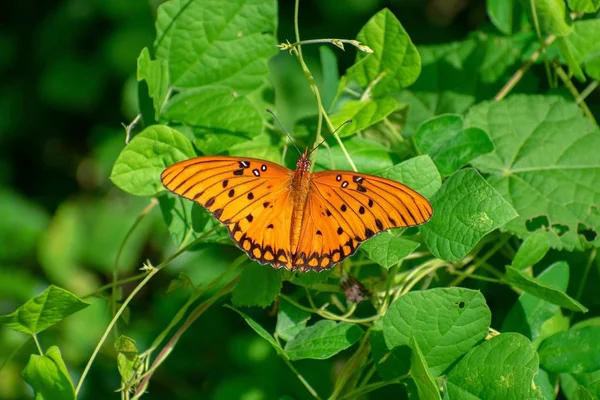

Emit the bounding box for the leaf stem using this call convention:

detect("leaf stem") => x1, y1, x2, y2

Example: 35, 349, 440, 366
32, 334, 43, 355
282, 356, 322, 399
554, 63, 597, 124
494, 34, 555, 101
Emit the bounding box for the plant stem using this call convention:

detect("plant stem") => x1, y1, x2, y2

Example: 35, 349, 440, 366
292, 0, 357, 171
282, 356, 322, 399
554, 63, 597, 124
132, 277, 239, 398
494, 34, 555, 101
111, 198, 159, 339
76, 266, 159, 395
32, 334, 43, 355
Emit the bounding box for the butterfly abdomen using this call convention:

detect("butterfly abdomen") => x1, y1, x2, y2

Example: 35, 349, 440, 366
289, 168, 312, 253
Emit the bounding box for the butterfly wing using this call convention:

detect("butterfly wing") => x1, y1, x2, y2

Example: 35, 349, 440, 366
161, 156, 295, 268
291, 171, 433, 271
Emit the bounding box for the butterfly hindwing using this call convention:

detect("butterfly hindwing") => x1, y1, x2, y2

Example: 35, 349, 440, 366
291, 171, 433, 271
161, 156, 295, 268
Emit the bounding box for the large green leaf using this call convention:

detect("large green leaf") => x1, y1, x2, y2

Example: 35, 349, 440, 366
137, 47, 169, 119
505, 266, 587, 312
487, 0, 526, 35
567, 0, 600, 12
398, 32, 538, 135
420, 168, 517, 262
468, 95, 600, 251
154, 0, 277, 93
22, 346, 76, 400
378, 155, 441, 200
275, 299, 311, 342
446, 333, 544, 399
539, 327, 600, 373
329, 97, 402, 137
521, 0, 573, 36
512, 231, 550, 270
559, 20, 600, 80
110, 125, 196, 196
382, 288, 491, 377
360, 234, 419, 270
415, 114, 493, 176
0, 285, 89, 335
347, 8, 420, 96
284, 320, 363, 360
161, 86, 263, 142
231, 263, 282, 308
502, 261, 571, 347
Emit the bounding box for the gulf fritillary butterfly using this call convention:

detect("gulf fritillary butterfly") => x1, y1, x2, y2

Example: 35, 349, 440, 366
161, 149, 433, 272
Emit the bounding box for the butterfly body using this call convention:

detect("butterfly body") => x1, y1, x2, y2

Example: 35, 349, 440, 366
161, 151, 432, 272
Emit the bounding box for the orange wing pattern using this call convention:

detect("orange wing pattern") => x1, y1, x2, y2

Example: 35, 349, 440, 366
161, 156, 296, 268
291, 171, 433, 271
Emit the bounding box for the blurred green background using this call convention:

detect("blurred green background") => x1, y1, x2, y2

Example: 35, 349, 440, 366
0, 0, 539, 398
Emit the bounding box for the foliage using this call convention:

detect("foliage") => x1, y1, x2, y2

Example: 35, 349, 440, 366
1, 0, 600, 399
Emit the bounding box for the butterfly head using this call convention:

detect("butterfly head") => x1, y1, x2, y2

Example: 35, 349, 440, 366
296, 149, 312, 173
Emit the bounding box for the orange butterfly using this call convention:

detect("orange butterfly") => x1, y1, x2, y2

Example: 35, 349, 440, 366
161, 148, 433, 272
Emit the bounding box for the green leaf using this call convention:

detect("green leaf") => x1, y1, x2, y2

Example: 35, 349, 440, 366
0, 189, 49, 263
512, 232, 550, 270
137, 47, 168, 119
487, 0, 526, 35
502, 261, 571, 347
231, 263, 283, 308
0, 285, 89, 335
539, 326, 600, 373
115, 335, 141, 384
110, 125, 196, 196
382, 288, 491, 376
410, 336, 441, 400
154, 0, 277, 93
560, 370, 600, 399
420, 168, 518, 261
284, 320, 363, 360
446, 333, 544, 399
319, 45, 339, 111
22, 346, 76, 400
347, 8, 420, 96
415, 114, 493, 176
398, 32, 539, 135
470, 95, 600, 251
161, 86, 262, 140
521, 0, 573, 36
275, 299, 311, 342
290, 269, 333, 287
567, 0, 600, 12
370, 324, 410, 380
538, 326, 600, 374
360, 234, 419, 270
559, 20, 600, 80
378, 155, 442, 199
313, 136, 395, 173
159, 195, 226, 247
329, 97, 401, 137
505, 265, 588, 312
225, 305, 286, 357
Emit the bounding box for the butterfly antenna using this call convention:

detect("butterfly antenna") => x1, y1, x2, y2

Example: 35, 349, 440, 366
308, 119, 352, 155
266, 109, 302, 155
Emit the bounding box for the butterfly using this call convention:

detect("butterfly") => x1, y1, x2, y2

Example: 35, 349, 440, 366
161, 149, 433, 272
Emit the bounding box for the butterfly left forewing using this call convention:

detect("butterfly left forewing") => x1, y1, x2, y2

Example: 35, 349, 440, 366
291, 170, 432, 271
161, 156, 296, 269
